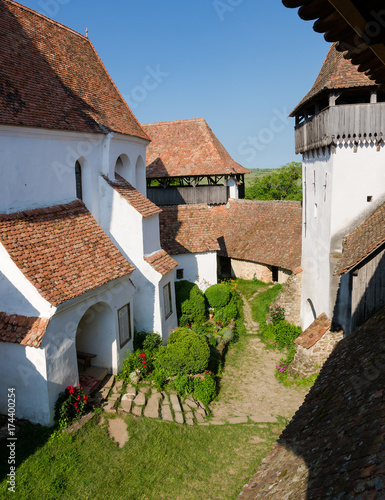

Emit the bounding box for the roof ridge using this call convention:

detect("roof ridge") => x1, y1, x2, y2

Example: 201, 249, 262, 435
86, 38, 151, 142
0, 200, 84, 220
3, 0, 87, 40
142, 118, 206, 127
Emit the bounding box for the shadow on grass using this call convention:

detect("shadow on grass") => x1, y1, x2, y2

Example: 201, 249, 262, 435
0, 422, 53, 482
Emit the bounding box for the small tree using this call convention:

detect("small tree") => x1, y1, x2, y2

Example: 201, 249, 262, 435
246, 161, 302, 201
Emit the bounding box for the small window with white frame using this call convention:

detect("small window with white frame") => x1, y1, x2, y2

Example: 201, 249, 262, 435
163, 282, 172, 319
118, 304, 132, 348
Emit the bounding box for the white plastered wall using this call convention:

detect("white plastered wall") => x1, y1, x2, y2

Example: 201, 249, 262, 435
99, 178, 177, 338
301, 141, 385, 330
173, 252, 218, 292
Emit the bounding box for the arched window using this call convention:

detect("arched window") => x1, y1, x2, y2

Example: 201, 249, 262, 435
75, 161, 82, 200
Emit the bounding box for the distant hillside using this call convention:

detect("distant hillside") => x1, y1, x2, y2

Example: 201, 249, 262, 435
244, 168, 276, 189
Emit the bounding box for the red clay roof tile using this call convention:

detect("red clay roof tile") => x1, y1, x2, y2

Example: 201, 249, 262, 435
291, 43, 376, 116
335, 202, 385, 275
0, 312, 49, 348
144, 118, 249, 178
295, 313, 332, 349
144, 249, 178, 276
160, 199, 302, 271
0, 0, 149, 140
0, 200, 134, 306
102, 174, 161, 218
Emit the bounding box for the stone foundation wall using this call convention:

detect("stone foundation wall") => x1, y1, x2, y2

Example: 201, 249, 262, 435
230, 259, 292, 284
289, 330, 344, 378
230, 259, 272, 282
270, 272, 302, 326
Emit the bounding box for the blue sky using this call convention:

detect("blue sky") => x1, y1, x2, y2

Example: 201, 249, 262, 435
20, 0, 329, 170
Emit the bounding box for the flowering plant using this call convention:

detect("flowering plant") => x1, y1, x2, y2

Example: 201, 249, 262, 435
54, 384, 88, 428
270, 305, 285, 325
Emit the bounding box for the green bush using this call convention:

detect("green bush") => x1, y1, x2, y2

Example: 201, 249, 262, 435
193, 373, 216, 406
205, 283, 231, 308
273, 321, 301, 349
175, 280, 196, 317
152, 366, 167, 392
133, 330, 147, 351
180, 286, 206, 326
143, 332, 162, 351
118, 349, 154, 382
214, 291, 242, 323
170, 375, 194, 398
156, 329, 210, 376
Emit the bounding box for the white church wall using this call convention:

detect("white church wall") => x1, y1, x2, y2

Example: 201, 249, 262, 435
0, 125, 106, 214
143, 216, 161, 256
0, 342, 49, 425
173, 252, 218, 291
300, 149, 334, 329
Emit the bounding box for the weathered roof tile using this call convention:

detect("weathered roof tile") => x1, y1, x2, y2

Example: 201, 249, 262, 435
144, 249, 178, 276
160, 199, 302, 271
144, 118, 249, 178
0, 0, 149, 140
102, 174, 161, 218
0, 312, 49, 348
0, 200, 134, 306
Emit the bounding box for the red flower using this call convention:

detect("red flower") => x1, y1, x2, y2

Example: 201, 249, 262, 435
76, 409, 79, 413
140, 353, 146, 359
74, 403, 78, 408
66, 386, 75, 394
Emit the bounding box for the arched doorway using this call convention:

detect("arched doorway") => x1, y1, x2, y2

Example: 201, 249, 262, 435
76, 302, 115, 379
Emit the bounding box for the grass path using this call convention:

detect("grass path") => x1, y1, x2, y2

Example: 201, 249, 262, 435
209, 291, 309, 423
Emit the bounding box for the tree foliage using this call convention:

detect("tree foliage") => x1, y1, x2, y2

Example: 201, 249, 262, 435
246, 162, 302, 201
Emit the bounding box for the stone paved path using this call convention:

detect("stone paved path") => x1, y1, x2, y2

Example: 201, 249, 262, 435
98, 292, 309, 430
209, 292, 309, 424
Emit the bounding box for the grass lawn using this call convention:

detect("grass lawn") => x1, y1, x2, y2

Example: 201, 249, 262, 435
0, 412, 283, 500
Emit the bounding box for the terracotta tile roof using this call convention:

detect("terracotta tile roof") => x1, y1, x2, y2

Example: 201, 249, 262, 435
335, 202, 385, 275
291, 43, 376, 116
102, 174, 161, 218
239, 306, 385, 499
143, 118, 249, 178
295, 313, 332, 349
0, 313, 49, 348
159, 199, 302, 271
0, 200, 134, 306
144, 249, 178, 276
0, 0, 149, 140
159, 205, 221, 255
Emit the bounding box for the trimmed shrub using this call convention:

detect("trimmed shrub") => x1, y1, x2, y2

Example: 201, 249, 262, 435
214, 291, 242, 323
143, 332, 162, 351
175, 280, 196, 317
156, 329, 210, 376
205, 283, 231, 308
193, 373, 216, 406
180, 286, 206, 326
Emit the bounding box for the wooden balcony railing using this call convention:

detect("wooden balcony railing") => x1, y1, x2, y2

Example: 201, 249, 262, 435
294, 103, 385, 154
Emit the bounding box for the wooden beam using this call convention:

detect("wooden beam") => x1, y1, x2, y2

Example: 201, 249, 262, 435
327, 0, 385, 68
